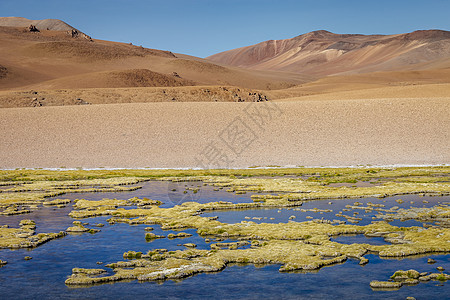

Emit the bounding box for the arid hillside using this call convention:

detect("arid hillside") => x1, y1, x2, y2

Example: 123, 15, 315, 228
207, 30, 450, 76
0, 18, 449, 108
0, 18, 306, 94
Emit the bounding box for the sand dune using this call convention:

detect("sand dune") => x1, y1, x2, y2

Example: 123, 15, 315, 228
0, 97, 448, 168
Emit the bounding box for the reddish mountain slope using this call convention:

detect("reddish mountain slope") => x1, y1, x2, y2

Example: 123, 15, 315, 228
207, 30, 450, 76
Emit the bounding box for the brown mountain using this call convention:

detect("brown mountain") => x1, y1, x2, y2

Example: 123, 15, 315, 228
0, 17, 309, 92
0, 17, 77, 31
207, 30, 450, 76
1, 19, 450, 108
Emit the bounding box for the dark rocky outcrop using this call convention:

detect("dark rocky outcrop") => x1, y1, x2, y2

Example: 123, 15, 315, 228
28, 25, 39, 32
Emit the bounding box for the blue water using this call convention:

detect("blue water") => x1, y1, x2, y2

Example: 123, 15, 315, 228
201, 194, 447, 227
0, 182, 449, 299
331, 234, 390, 245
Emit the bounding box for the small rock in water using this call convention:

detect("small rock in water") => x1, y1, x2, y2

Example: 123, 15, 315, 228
437, 266, 445, 271
24, 256, 32, 260
427, 258, 436, 264
406, 297, 416, 300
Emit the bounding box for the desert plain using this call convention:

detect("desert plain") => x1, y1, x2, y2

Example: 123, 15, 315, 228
0, 18, 449, 169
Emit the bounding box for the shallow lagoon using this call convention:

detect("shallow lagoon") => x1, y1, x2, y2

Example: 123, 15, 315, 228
0, 180, 449, 299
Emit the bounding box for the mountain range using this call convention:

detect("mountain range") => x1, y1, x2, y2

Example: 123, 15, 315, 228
0, 17, 449, 107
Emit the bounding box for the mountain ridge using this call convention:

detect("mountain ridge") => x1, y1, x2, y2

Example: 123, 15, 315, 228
207, 29, 450, 76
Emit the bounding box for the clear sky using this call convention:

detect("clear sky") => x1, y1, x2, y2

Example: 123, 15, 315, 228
1, 0, 450, 57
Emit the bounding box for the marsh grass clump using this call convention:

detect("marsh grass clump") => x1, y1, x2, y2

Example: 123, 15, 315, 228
390, 269, 420, 281
72, 268, 107, 275
42, 199, 71, 206
0, 220, 67, 249
167, 232, 193, 239
371, 269, 450, 290
145, 233, 165, 241
69, 198, 162, 219
376, 205, 450, 227
66, 221, 90, 233
0, 204, 31, 216
123, 251, 142, 259
435, 273, 449, 281
369, 281, 402, 289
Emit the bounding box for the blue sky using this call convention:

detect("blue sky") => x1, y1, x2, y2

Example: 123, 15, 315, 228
1, 0, 449, 57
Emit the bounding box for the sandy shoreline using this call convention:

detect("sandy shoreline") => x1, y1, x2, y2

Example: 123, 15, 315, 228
1, 97, 449, 169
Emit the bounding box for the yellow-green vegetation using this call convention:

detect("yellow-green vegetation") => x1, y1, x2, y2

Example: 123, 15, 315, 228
0, 220, 66, 249
167, 232, 193, 239
369, 281, 402, 289
376, 205, 450, 227
66, 221, 100, 234
123, 251, 142, 259
69, 197, 162, 218
371, 269, 449, 290
1, 167, 448, 210
0, 167, 449, 286
1, 166, 448, 182
0, 177, 147, 211
42, 199, 71, 206
65, 197, 450, 285
72, 268, 107, 275
145, 233, 165, 240
0, 205, 32, 216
